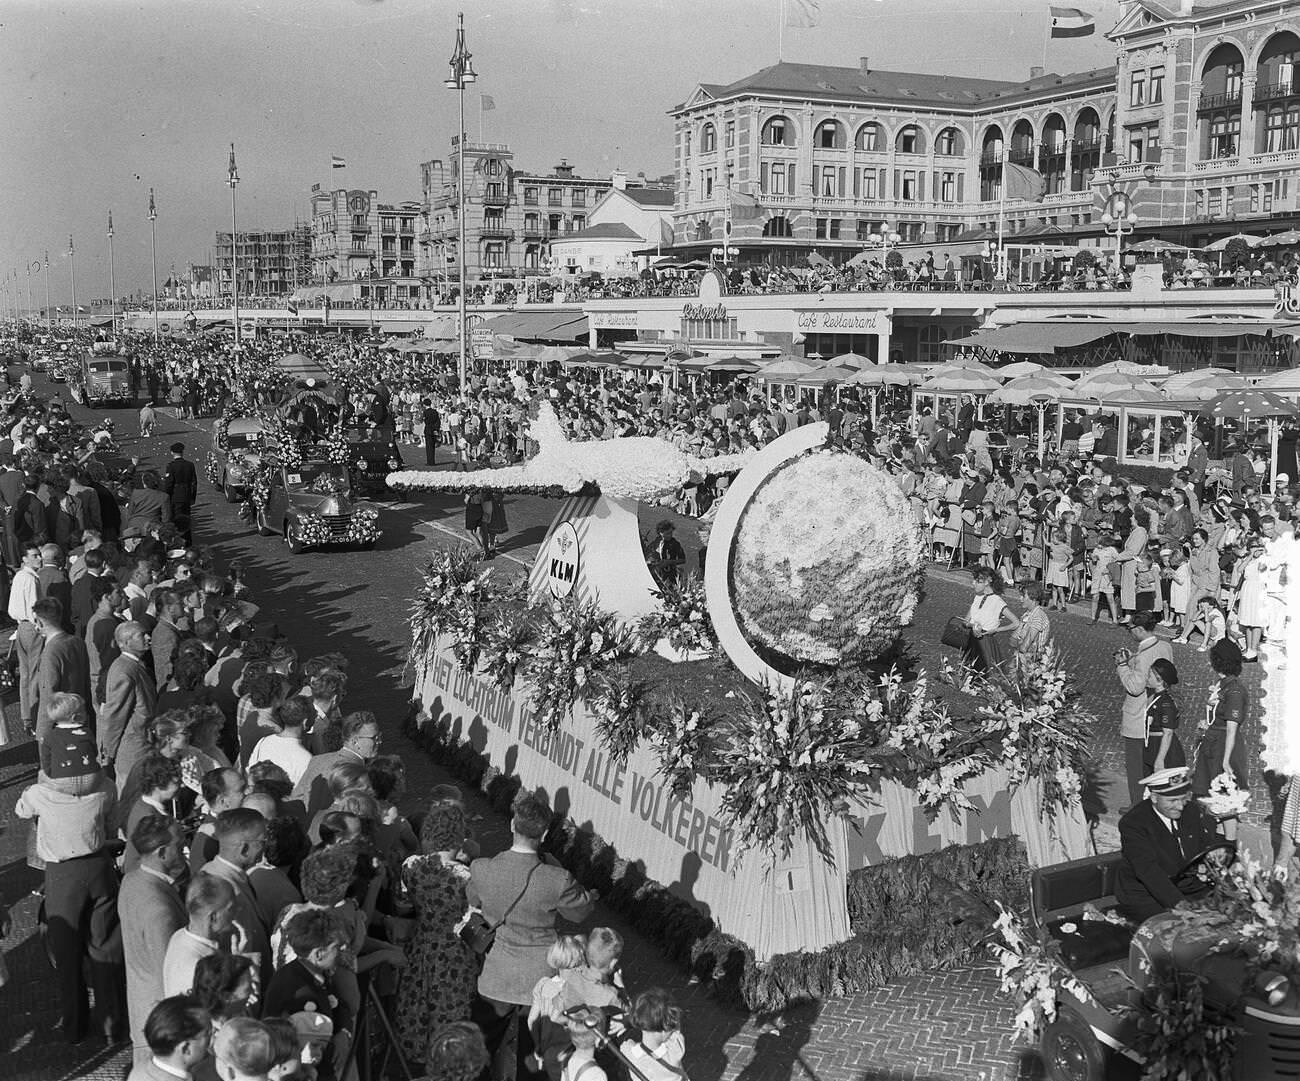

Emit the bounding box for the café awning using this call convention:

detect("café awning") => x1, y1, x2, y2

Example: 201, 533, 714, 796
947, 323, 1121, 354
478, 310, 589, 342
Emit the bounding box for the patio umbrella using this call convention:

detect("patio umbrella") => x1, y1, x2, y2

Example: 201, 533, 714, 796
995, 360, 1048, 379
622, 354, 667, 370
1160, 368, 1251, 401
563, 351, 626, 368
758, 355, 818, 380
533, 345, 585, 365
1261, 229, 1300, 247
846, 367, 920, 388
1201, 390, 1300, 492
945, 354, 999, 375
1077, 372, 1162, 399
1258, 368, 1300, 394
796, 363, 859, 387
1085, 359, 1172, 378
829, 351, 875, 370
918, 368, 1003, 395
1104, 385, 1166, 406
706, 356, 763, 374
985, 373, 1071, 406
1128, 239, 1190, 253
1204, 233, 1267, 252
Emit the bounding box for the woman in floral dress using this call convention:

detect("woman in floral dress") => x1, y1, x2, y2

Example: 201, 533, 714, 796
396, 803, 478, 1066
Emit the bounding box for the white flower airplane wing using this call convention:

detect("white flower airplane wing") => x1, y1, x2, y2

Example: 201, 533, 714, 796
388, 403, 754, 500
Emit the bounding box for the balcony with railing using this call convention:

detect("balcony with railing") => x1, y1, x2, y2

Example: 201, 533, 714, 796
978, 151, 1004, 168
1197, 90, 1242, 114
482, 186, 509, 207
1008, 146, 1035, 166
1254, 81, 1298, 106
478, 224, 514, 240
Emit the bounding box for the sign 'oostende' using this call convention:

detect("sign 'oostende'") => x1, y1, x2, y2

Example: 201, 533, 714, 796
682, 303, 727, 321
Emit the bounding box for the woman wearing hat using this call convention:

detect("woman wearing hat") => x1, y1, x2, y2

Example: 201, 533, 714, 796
1192, 639, 1250, 798
1143, 658, 1186, 776
1231, 535, 1268, 660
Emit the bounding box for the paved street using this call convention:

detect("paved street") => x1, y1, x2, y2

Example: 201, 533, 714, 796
0, 382, 1271, 1081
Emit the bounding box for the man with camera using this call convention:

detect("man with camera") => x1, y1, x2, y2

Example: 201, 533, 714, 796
1115, 610, 1172, 807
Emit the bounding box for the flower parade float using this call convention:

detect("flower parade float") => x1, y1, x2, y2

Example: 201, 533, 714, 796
396, 411, 1092, 1010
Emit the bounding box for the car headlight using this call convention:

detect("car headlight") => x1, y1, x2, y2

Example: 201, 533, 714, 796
1258, 972, 1289, 1006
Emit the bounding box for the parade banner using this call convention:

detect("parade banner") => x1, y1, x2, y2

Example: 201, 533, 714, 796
415, 643, 852, 961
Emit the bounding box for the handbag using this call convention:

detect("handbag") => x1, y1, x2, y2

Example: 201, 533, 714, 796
0, 637, 17, 696
941, 616, 971, 649
459, 858, 541, 957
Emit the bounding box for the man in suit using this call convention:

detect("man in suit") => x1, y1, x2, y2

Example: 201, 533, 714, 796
120, 815, 189, 1066
0, 453, 25, 566
100, 621, 157, 786
289, 710, 381, 816
70, 547, 110, 639
150, 589, 188, 691
199, 808, 272, 997
163, 443, 197, 545
38, 542, 72, 632
124, 472, 172, 537
13, 472, 48, 547
127, 996, 212, 1081
1116, 767, 1223, 923
33, 597, 93, 749
468, 791, 595, 1081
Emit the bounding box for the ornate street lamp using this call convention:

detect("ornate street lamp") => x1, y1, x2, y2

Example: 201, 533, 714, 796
1100, 191, 1138, 272
43, 251, 50, 333
444, 11, 477, 390
68, 235, 77, 331
148, 188, 160, 344
228, 143, 241, 348
107, 210, 117, 336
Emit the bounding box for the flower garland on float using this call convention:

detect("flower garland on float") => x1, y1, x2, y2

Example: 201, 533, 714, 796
292, 507, 380, 550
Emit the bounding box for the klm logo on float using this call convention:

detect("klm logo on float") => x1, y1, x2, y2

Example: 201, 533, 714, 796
546, 522, 580, 598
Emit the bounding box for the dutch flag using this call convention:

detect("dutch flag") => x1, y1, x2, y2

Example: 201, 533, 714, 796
1050, 6, 1095, 38
331, 156, 347, 169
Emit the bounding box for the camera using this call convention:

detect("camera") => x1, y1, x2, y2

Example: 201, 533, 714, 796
1113, 648, 1130, 663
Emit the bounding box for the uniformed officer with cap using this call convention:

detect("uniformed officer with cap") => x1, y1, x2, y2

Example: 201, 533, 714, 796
1115, 766, 1225, 923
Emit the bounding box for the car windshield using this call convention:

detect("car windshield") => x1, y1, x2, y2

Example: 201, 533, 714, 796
89, 360, 128, 373
288, 462, 349, 494
226, 432, 257, 450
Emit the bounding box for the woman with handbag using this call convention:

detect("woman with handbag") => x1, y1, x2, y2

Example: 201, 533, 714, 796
963, 566, 1020, 674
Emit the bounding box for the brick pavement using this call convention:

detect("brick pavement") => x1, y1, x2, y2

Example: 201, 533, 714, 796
0, 387, 1275, 1081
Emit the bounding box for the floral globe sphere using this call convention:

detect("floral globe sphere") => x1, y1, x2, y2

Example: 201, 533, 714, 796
731, 450, 926, 668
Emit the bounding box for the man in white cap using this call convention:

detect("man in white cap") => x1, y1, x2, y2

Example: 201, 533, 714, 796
1115, 767, 1223, 923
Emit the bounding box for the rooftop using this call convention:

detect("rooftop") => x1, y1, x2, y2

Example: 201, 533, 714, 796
554, 222, 643, 241
620, 188, 675, 208
681, 60, 1112, 113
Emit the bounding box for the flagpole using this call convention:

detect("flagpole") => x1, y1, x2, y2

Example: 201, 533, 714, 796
778, 0, 784, 60
479, 95, 484, 144
997, 150, 1008, 281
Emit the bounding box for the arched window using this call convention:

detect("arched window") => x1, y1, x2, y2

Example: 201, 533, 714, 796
1201, 42, 1245, 100
814, 120, 844, 149
1009, 119, 1035, 164
1264, 105, 1299, 152
935, 127, 963, 156
856, 122, 883, 151
701, 123, 716, 153
762, 116, 794, 146
762, 216, 793, 238
1041, 114, 1067, 153
896, 125, 924, 154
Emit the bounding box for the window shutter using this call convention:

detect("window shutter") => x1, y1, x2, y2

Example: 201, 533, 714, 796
761, 162, 769, 194
957, 173, 965, 201
839, 166, 846, 196
853, 168, 860, 197
880, 168, 887, 195
918, 172, 925, 201
789, 164, 797, 192
893, 169, 900, 198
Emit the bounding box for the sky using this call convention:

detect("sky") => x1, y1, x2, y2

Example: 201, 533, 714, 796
0, 0, 1122, 307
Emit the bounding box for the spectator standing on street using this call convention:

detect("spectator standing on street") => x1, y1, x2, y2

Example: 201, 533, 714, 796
468, 791, 596, 1081
1116, 611, 1174, 805
163, 443, 197, 545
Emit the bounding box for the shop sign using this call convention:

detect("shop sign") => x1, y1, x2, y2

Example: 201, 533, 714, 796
590, 311, 639, 329
795, 311, 887, 333
545, 521, 580, 598
682, 302, 727, 321
1276, 283, 1300, 318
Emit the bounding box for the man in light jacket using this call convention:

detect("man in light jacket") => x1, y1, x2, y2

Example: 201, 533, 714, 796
467, 791, 595, 1081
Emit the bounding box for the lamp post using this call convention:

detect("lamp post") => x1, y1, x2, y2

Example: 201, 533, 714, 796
148, 188, 160, 344
107, 210, 117, 336
445, 11, 477, 390
868, 224, 902, 280
1100, 191, 1137, 276
228, 143, 241, 348
68, 236, 77, 332
27, 260, 37, 323
43, 251, 50, 333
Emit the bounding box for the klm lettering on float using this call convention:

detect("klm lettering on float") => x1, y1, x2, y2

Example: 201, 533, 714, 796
844, 789, 1014, 869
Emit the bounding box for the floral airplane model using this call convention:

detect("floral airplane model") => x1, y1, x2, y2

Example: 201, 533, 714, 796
387, 402, 752, 500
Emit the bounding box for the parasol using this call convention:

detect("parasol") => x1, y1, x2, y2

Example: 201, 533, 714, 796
796, 363, 859, 386
994, 360, 1048, 379
918, 368, 1003, 395
985, 373, 1071, 406
828, 351, 876, 370
1160, 368, 1251, 401
758, 355, 819, 380
1204, 233, 1267, 252
1201, 390, 1300, 493
1257, 368, 1300, 394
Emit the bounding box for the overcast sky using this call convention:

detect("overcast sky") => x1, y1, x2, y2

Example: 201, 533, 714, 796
0, 0, 1120, 305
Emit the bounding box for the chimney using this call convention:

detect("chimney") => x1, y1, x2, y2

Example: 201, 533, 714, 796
611, 169, 627, 190
554, 159, 575, 178
1179, 0, 1194, 12
859, 56, 870, 75
1029, 65, 1044, 79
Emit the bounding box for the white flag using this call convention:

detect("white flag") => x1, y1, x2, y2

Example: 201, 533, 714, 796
786, 0, 820, 29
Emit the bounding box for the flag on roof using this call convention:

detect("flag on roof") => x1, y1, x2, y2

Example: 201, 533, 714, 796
480, 93, 496, 111
331, 155, 347, 169
785, 0, 820, 29
1050, 6, 1095, 37
1004, 162, 1047, 202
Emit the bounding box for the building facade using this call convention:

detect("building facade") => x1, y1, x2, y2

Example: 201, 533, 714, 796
307, 187, 422, 302
668, 0, 1298, 262
214, 225, 312, 298
418, 142, 616, 282
547, 174, 675, 276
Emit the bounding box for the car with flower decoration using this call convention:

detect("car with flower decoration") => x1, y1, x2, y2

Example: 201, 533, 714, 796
253, 456, 380, 554
71, 345, 132, 407
208, 415, 277, 503
339, 424, 403, 498
1007, 847, 1300, 1081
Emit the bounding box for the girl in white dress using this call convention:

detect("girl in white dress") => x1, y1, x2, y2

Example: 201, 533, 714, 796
1232, 538, 1268, 659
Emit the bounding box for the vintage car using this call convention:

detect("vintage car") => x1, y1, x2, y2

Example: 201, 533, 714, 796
211, 416, 272, 502
73, 351, 132, 406
254, 457, 379, 554
340, 424, 404, 497
1029, 848, 1300, 1081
